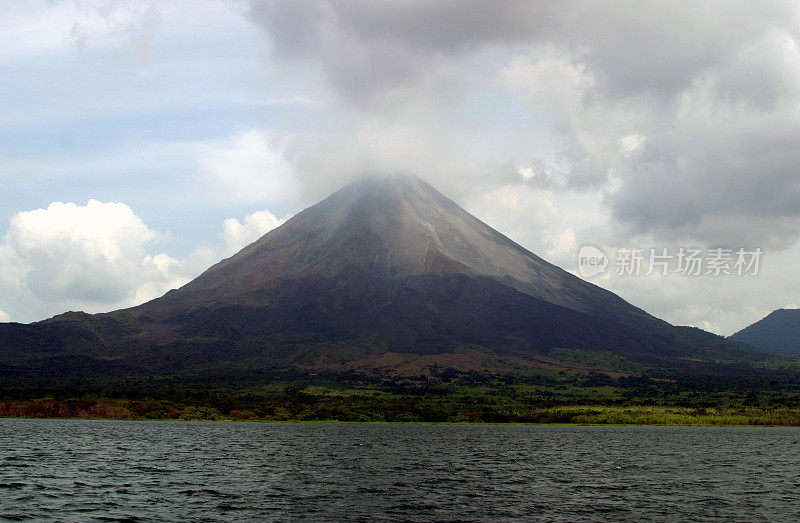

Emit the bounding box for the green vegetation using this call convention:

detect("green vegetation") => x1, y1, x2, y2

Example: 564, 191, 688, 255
3, 368, 800, 425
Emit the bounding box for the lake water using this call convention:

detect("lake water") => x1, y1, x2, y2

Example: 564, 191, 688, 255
1, 419, 799, 521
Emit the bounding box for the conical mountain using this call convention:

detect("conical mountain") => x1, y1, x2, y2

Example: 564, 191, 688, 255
1, 173, 759, 378
133, 174, 693, 359
158, 174, 646, 317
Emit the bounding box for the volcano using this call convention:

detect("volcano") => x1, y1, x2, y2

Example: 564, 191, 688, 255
0, 174, 762, 379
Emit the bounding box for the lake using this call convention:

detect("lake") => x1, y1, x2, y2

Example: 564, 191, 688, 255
1, 419, 799, 521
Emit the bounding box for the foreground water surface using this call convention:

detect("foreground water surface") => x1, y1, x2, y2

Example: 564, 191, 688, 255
1, 419, 799, 521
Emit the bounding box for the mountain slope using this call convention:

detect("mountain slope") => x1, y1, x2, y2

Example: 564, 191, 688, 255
128, 174, 678, 358
144, 175, 660, 327
731, 309, 800, 356
0, 174, 772, 379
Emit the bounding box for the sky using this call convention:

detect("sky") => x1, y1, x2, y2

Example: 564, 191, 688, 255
1, 0, 799, 335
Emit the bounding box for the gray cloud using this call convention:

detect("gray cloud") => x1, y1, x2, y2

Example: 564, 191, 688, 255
247, 0, 800, 249
606, 39, 800, 247
247, 1, 614, 113
248, 1, 796, 102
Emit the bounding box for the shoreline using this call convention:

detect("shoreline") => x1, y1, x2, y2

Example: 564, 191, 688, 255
4, 389, 800, 426
3, 415, 800, 427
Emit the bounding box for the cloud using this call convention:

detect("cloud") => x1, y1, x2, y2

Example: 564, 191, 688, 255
247, 1, 797, 105
285, 120, 527, 206
0, 309, 9, 322
0, 199, 293, 322
500, 47, 647, 189
590, 241, 800, 336
247, 0, 482, 111
0, 200, 159, 303
0, 200, 213, 322
247, 0, 800, 250
199, 130, 297, 205
605, 29, 800, 247
3, 1, 800, 336
0, 0, 160, 63
222, 209, 290, 255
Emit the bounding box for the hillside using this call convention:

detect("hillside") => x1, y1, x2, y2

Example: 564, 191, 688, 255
731, 309, 800, 356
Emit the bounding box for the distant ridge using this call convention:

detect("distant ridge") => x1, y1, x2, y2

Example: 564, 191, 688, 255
731, 308, 800, 356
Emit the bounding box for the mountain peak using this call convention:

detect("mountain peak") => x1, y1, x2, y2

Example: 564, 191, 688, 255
167, 172, 483, 301
156, 174, 649, 325
10, 172, 753, 376
323, 172, 434, 202
316, 172, 459, 224
348, 171, 425, 187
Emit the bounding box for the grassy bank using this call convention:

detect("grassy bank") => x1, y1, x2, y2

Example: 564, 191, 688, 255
3, 396, 800, 425
4, 369, 800, 425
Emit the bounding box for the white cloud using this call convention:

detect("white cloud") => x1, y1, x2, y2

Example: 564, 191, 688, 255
545, 228, 578, 266
502, 49, 595, 121
566, 239, 800, 336
199, 130, 297, 205
286, 120, 528, 206
222, 209, 290, 255
0, 200, 159, 303
618, 134, 645, 158
501, 48, 654, 190
0, 199, 296, 322
0, 1, 153, 61
461, 182, 608, 270
0, 200, 212, 322
130, 246, 218, 306
0, 309, 9, 322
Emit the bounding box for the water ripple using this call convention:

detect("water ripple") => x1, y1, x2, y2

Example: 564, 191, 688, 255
1, 420, 800, 520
